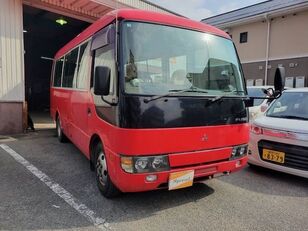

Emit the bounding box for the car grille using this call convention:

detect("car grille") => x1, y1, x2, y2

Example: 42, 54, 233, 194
258, 140, 308, 171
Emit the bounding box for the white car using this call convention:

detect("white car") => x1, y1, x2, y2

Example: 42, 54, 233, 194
248, 88, 308, 178
247, 86, 273, 121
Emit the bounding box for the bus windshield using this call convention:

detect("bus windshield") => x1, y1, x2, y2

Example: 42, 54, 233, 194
122, 21, 245, 96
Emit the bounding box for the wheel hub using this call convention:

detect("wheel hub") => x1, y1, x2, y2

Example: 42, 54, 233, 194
96, 152, 108, 186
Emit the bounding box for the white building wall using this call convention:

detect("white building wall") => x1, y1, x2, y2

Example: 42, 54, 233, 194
0, 0, 24, 102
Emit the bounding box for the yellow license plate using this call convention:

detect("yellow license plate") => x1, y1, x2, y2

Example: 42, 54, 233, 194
168, 170, 194, 191
262, 149, 285, 163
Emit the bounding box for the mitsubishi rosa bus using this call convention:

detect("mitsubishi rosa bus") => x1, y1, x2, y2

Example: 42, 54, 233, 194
51, 9, 253, 197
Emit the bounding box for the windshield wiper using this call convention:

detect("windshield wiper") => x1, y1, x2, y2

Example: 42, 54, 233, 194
268, 115, 308, 121
206, 91, 247, 106
143, 86, 208, 103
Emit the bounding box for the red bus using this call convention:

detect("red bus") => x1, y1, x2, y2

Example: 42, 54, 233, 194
51, 9, 250, 198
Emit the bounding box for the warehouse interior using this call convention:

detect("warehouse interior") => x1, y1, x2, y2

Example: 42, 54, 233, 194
23, 5, 90, 128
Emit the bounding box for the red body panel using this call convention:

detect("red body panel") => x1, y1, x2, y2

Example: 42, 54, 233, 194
50, 9, 247, 193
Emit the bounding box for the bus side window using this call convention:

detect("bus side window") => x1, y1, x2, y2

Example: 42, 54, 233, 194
75, 41, 91, 89
62, 47, 79, 88
53, 59, 64, 87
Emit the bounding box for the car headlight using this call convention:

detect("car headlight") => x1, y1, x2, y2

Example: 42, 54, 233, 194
121, 155, 169, 173
230, 145, 248, 159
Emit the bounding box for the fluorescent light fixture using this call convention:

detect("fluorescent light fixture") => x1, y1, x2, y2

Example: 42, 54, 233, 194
23, 29, 28, 33
41, 56, 54, 61
56, 18, 68, 26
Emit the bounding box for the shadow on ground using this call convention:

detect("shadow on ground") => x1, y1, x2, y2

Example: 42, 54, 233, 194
218, 164, 308, 197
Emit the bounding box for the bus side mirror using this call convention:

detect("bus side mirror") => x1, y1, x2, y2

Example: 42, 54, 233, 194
274, 66, 285, 95
94, 66, 110, 96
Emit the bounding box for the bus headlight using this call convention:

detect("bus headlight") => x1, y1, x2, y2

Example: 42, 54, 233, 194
230, 145, 248, 159
121, 155, 169, 173
135, 158, 149, 171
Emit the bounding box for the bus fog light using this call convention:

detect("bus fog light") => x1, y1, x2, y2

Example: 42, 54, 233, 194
146, 174, 157, 182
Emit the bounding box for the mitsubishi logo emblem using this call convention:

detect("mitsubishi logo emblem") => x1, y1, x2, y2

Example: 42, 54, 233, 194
201, 134, 208, 141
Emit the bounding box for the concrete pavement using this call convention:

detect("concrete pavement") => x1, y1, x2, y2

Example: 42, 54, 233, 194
0, 129, 307, 231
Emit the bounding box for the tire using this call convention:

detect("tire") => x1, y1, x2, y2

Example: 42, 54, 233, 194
94, 142, 120, 198
56, 116, 68, 143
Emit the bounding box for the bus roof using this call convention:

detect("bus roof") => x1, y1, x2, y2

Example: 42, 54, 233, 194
55, 9, 230, 59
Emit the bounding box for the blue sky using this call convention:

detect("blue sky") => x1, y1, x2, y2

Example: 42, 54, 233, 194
148, 0, 265, 20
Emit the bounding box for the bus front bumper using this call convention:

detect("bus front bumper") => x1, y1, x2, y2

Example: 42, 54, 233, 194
107, 153, 247, 193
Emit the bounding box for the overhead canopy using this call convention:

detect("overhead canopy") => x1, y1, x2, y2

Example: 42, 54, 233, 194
23, 0, 179, 23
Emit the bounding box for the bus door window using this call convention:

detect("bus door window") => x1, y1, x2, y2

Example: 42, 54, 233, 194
91, 24, 117, 106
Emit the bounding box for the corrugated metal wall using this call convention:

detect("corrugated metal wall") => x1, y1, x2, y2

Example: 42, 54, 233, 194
118, 0, 174, 14
0, 0, 25, 102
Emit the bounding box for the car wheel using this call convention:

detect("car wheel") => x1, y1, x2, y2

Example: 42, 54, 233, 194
95, 142, 120, 198
56, 116, 68, 143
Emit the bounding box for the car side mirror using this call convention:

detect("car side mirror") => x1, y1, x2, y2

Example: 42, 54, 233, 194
94, 66, 110, 96
274, 66, 285, 95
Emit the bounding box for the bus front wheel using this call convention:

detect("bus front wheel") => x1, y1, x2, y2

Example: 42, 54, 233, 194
94, 142, 120, 198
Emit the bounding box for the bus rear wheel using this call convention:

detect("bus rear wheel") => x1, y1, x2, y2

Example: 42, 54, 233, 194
94, 143, 120, 198
56, 116, 68, 143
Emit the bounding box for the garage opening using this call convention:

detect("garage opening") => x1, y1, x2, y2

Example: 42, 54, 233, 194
23, 5, 90, 130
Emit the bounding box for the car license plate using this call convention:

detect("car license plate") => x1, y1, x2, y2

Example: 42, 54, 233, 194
262, 149, 285, 163
168, 170, 194, 190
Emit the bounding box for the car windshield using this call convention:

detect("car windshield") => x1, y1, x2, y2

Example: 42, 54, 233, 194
122, 21, 245, 96
266, 92, 308, 120
247, 88, 268, 106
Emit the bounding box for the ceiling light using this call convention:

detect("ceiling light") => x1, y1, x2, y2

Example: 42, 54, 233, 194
56, 18, 68, 26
